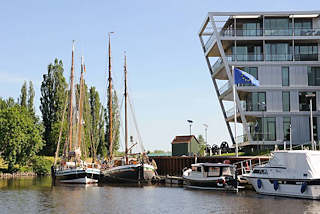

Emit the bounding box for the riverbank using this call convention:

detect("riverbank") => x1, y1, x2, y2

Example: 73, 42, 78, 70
0, 172, 37, 178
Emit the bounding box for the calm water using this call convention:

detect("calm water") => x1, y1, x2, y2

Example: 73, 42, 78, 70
0, 177, 320, 214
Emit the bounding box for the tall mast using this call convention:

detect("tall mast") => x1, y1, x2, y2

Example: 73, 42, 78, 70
108, 32, 114, 160
68, 40, 75, 153
124, 52, 128, 165
77, 56, 85, 149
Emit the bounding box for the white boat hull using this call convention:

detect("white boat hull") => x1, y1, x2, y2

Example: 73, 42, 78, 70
55, 168, 100, 184
59, 177, 98, 184
246, 177, 320, 199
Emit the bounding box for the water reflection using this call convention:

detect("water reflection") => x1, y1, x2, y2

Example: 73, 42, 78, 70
0, 177, 320, 214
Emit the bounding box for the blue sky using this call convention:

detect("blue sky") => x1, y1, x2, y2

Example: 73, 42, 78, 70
0, 0, 317, 151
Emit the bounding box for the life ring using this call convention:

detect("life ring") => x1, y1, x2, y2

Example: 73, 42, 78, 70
257, 179, 262, 189
273, 180, 279, 191
217, 178, 225, 187
301, 182, 307, 193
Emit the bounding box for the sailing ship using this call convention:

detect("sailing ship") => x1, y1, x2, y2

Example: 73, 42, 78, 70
101, 36, 156, 183
52, 41, 100, 184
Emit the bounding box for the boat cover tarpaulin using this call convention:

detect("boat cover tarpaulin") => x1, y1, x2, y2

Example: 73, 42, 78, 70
267, 150, 320, 179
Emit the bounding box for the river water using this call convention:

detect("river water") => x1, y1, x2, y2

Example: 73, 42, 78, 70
0, 177, 319, 214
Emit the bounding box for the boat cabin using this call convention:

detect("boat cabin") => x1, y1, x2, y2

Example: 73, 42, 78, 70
191, 163, 235, 178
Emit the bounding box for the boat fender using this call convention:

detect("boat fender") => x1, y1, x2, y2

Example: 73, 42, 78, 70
257, 179, 262, 189
301, 182, 307, 193
273, 180, 279, 191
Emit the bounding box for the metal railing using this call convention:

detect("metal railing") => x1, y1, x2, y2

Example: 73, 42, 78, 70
218, 81, 231, 95
218, 27, 320, 37
211, 57, 223, 72
225, 53, 318, 62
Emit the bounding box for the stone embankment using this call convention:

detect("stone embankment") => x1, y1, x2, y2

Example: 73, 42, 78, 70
0, 172, 37, 178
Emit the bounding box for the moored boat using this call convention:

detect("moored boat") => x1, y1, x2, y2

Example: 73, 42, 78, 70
183, 163, 238, 191
243, 150, 320, 199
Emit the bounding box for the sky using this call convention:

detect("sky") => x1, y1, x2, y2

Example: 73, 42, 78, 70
0, 0, 318, 152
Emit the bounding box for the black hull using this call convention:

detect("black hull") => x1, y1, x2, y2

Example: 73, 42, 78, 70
102, 165, 155, 183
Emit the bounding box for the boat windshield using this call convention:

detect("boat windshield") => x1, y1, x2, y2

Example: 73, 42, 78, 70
192, 166, 202, 172
222, 167, 232, 176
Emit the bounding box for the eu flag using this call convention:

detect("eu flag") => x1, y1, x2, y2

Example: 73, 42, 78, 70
234, 68, 260, 86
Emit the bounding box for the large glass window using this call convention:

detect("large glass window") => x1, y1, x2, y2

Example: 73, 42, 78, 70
265, 43, 292, 61
236, 21, 262, 36
246, 92, 266, 111
251, 117, 276, 141
295, 44, 318, 61
308, 67, 320, 86
282, 67, 289, 86
283, 117, 291, 141
265, 18, 291, 36
282, 92, 290, 112
299, 92, 316, 111
232, 45, 263, 61
294, 19, 312, 36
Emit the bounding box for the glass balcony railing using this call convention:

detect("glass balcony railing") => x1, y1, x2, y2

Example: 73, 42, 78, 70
204, 34, 216, 52
218, 81, 232, 95
225, 53, 318, 62
218, 28, 320, 37
211, 58, 223, 72
225, 101, 246, 118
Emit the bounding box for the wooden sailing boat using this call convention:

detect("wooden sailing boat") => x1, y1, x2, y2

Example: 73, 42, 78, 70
102, 52, 156, 183
52, 41, 100, 184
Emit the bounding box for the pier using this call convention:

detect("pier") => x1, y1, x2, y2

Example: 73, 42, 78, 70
152, 156, 269, 176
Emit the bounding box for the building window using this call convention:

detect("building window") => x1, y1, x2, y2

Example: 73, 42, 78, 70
265, 43, 292, 61
294, 19, 312, 36
310, 117, 318, 141
308, 67, 320, 86
246, 92, 266, 111
282, 67, 289, 86
299, 92, 316, 111
264, 18, 292, 36
251, 117, 276, 141
283, 117, 291, 141
282, 91, 290, 112
294, 44, 318, 61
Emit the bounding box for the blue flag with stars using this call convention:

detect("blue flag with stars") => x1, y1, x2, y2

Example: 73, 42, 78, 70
234, 67, 260, 86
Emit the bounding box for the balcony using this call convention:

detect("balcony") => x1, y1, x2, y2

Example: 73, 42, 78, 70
226, 101, 246, 118
211, 58, 223, 72
218, 81, 232, 95
204, 34, 216, 52
223, 54, 318, 62
218, 27, 320, 37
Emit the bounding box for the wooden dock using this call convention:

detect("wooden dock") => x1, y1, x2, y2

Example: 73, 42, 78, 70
152, 156, 269, 176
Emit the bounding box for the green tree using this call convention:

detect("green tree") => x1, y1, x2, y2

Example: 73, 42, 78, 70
198, 134, 206, 156
105, 89, 120, 156
27, 81, 35, 114
89, 87, 105, 161
19, 81, 27, 108
0, 105, 43, 171
40, 58, 68, 156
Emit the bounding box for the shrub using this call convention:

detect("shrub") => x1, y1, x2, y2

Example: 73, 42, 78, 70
31, 156, 53, 175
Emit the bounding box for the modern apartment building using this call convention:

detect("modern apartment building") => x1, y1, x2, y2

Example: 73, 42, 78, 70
199, 11, 320, 150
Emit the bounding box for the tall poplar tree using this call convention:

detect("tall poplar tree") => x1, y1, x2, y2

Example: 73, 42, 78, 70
27, 81, 35, 114
40, 58, 68, 156
105, 89, 120, 156
19, 81, 27, 108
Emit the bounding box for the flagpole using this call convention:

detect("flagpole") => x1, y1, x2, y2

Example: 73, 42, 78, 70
233, 66, 238, 157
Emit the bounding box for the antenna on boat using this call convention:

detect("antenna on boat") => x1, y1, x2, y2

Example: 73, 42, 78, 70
108, 32, 114, 160
124, 51, 128, 165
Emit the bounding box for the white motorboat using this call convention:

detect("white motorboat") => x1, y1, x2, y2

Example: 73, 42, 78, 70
183, 163, 238, 191
243, 150, 320, 199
